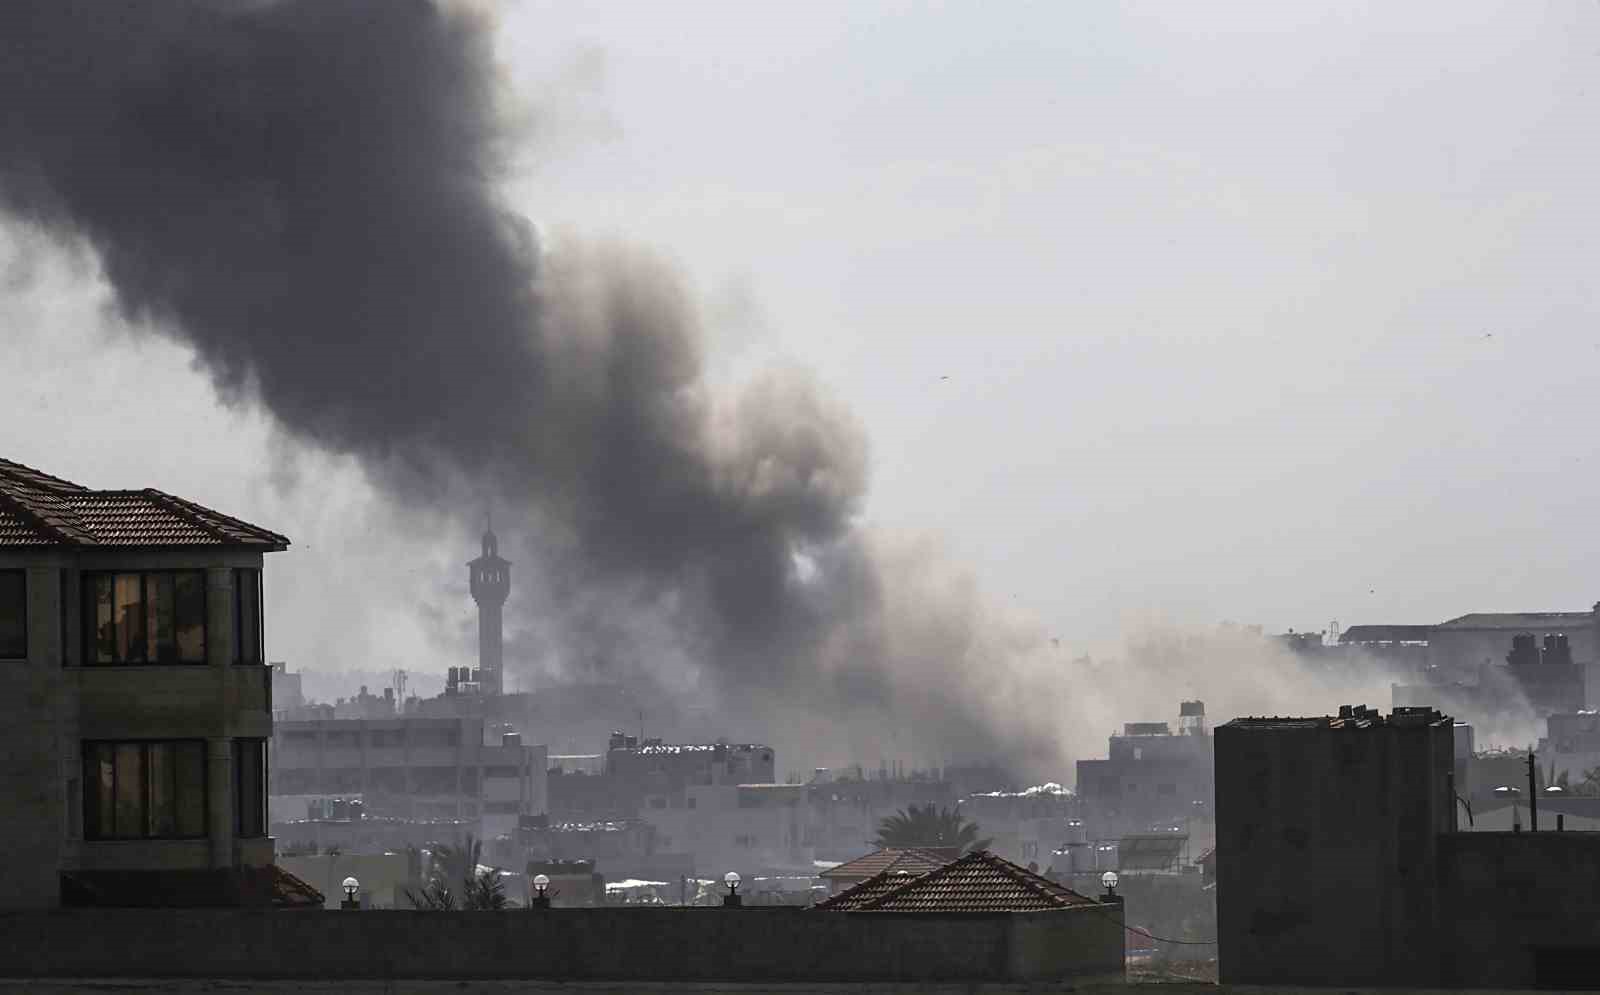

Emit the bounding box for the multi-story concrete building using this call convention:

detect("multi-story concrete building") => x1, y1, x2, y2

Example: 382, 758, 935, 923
644, 782, 813, 877
0, 457, 293, 908
1074, 701, 1213, 841
548, 733, 775, 823
804, 768, 957, 861
961, 783, 1081, 867
269, 716, 547, 839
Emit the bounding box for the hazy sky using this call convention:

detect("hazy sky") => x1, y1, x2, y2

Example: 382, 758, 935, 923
4, 0, 1600, 687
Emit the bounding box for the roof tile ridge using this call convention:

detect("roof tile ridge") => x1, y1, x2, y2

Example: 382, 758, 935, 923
986, 851, 1072, 905
864, 848, 977, 904
0, 457, 91, 492
142, 489, 232, 543
146, 489, 290, 546
0, 478, 84, 544
907, 845, 954, 864
853, 867, 937, 911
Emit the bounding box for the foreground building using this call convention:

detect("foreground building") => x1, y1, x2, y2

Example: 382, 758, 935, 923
0, 457, 311, 908
1217, 703, 1600, 989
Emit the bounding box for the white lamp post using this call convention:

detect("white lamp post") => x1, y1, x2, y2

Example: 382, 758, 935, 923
532, 873, 551, 909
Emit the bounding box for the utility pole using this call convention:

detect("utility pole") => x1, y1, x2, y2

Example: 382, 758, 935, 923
1527, 751, 1538, 832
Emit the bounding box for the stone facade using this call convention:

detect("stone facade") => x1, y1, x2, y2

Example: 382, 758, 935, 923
0, 548, 282, 908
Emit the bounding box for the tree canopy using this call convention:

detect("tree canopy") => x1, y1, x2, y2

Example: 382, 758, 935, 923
406, 835, 509, 910
875, 803, 991, 852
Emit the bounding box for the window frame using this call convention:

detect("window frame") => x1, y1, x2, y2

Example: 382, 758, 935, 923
0, 568, 26, 660
58, 569, 69, 667
233, 568, 263, 665
80, 570, 208, 667
82, 738, 209, 841
234, 738, 268, 839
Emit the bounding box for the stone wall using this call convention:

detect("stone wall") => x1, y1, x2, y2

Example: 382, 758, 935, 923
0, 907, 1123, 984
1437, 830, 1600, 989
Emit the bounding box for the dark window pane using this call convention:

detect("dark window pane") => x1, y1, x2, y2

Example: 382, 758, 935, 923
146, 573, 175, 662
174, 572, 205, 662
234, 570, 260, 664
85, 744, 114, 839
176, 742, 206, 837
235, 739, 265, 837
114, 743, 144, 837
91, 575, 114, 663
58, 570, 68, 667
114, 574, 144, 663
0, 572, 25, 658
147, 743, 177, 836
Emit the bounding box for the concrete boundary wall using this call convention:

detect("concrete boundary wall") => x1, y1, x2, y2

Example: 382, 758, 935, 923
0, 908, 1124, 984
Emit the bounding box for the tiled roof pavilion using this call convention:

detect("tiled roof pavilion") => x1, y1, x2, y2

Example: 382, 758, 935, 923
817, 846, 955, 882
815, 850, 1097, 912
0, 457, 287, 549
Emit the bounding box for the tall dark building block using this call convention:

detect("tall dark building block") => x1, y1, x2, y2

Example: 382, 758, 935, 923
1214, 705, 1454, 987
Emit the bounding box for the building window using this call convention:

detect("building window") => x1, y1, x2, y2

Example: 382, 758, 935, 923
235, 739, 267, 838
234, 569, 262, 664
58, 570, 69, 667
0, 570, 24, 659
83, 571, 206, 665
83, 740, 207, 840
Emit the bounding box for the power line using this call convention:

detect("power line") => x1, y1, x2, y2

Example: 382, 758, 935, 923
1086, 903, 1218, 946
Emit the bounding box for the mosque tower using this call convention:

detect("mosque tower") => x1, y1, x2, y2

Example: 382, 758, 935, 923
467, 517, 510, 696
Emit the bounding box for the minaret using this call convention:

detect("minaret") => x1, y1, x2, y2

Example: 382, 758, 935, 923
468, 516, 510, 696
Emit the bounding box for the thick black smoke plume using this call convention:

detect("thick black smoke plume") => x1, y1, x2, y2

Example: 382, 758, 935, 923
0, 0, 1074, 772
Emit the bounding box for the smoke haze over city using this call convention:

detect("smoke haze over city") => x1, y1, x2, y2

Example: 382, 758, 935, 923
3, 0, 1598, 772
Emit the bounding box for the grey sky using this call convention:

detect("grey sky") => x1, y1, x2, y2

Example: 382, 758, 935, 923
3, 0, 1599, 733
513, 0, 1600, 644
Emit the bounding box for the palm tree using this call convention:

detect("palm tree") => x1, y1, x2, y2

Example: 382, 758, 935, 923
875, 803, 991, 852
409, 835, 510, 910
1580, 767, 1600, 798
403, 879, 457, 910
428, 835, 484, 891
462, 869, 509, 910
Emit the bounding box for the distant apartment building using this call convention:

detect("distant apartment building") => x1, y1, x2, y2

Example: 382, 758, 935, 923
645, 782, 813, 877
1537, 709, 1600, 786
270, 661, 303, 714
0, 457, 300, 908
1074, 701, 1213, 839
270, 716, 547, 839
1370, 609, 1597, 720
548, 733, 775, 822
961, 783, 1080, 867
805, 768, 957, 860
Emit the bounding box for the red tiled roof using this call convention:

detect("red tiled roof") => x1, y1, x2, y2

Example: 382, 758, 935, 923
816, 869, 932, 909
815, 850, 1096, 912
61, 865, 325, 908
0, 457, 287, 549
818, 846, 954, 881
